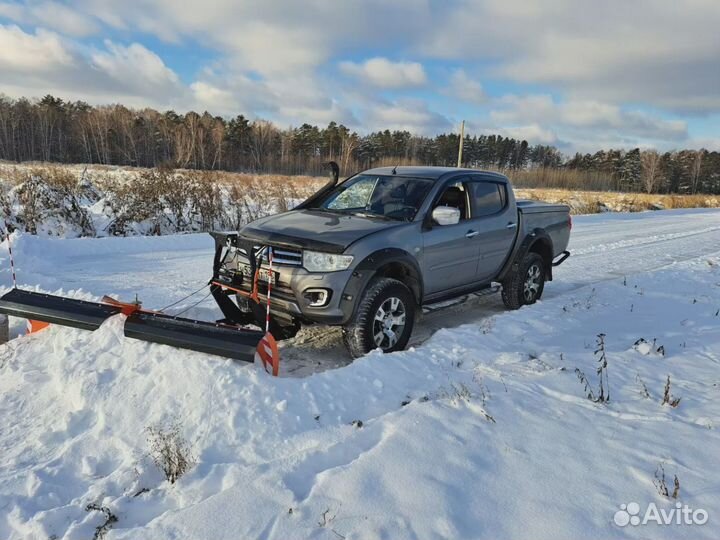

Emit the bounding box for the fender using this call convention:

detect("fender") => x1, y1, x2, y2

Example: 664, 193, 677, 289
338, 248, 424, 323
497, 227, 555, 282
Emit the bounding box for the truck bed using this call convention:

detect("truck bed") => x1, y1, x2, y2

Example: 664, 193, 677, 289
517, 199, 571, 257
516, 199, 570, 214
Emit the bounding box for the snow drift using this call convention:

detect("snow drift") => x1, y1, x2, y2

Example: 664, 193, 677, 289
0, 211, 719, 538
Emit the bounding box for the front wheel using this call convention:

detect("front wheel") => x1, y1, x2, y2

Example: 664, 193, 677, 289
342, 277, 416, 359
501, 252, 546, 310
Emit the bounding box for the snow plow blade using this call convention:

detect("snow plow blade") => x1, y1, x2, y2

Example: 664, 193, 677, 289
123, 311, 264, 363
0, 288, 121, 331
0, 289, 267, 365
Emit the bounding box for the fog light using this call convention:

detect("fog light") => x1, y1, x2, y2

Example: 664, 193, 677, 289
304, 288, 330, 307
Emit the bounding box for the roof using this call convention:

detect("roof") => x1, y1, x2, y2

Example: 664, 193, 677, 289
361, 166, 507, 181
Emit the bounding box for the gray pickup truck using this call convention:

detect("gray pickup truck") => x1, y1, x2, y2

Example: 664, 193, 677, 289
211, 166, 571, 358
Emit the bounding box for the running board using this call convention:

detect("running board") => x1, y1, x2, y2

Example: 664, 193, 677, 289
0, 288, 121, 330
124, 312, 263, 362
422, 285, 500, 314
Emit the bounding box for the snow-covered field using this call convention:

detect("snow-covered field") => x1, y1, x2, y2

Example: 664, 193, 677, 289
1, 208, 719, 539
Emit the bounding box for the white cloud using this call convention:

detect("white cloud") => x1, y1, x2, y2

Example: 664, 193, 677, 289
0, 3, 23, 19
0, 2, 99, 37
277, 101, 358, 127
5, 0, 718, 115
189, 73, 359, 127
0, 25, 186, 108
74, 0, 353, 75
90, 41, 181, 96
419, 0, 720, 114
339, 57, 427, 88
686, 138, 720, 152
0, 24, 73, 71
490, 94, 688, 144
498, 124, 558, 146
29, 2, 99, 37
221, 23, 327, 76
0, 0, 716, 151
361, 99, 453, 134
190, 81, 239, 111
444, 69, 485, 104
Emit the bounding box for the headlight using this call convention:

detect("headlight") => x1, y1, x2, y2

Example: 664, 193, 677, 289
303, 250, 354, 272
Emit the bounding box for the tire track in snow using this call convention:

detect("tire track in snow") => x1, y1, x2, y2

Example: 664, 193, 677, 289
281, 210, 720, 374
3, 209, 720, 376
568, 224, 720, 256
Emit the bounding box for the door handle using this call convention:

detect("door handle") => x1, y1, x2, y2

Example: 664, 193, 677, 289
506, 222, 517, 229
465, 230, 480, 238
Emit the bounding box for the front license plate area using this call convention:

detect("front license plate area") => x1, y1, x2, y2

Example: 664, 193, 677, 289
241, 264, 276, 285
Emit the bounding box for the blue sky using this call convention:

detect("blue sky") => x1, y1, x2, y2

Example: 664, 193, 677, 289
0, 0, 718, 154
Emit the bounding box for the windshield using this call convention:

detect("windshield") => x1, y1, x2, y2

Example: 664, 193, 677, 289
310, 174, 434, 221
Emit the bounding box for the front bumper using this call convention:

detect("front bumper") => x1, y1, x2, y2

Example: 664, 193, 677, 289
214, 245, 357, 325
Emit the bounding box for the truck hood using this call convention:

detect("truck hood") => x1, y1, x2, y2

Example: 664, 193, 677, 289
239, 209, 402, 253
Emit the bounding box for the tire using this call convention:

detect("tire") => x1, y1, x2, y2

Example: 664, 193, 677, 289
501, 252, 546, 310
342, 277, 416, 359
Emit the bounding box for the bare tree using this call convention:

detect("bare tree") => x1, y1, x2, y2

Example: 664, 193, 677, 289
641, 150, 662, 193
2, 94, 720, 193
249, 120, 276, 172
690, 150, 704, 194
340, 131, 359, 173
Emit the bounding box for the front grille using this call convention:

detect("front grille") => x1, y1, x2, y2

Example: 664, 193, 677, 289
239, 245, 302, 266
268, 248, 302, 266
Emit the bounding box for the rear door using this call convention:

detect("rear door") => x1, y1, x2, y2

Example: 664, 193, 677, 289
467, 179, 517, 282
421, 179, 483, 295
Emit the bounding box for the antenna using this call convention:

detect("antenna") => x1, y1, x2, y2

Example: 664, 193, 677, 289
457, 120, 465, 167
391, 164, 398, 175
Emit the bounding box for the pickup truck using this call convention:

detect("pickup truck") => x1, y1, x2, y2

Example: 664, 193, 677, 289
211, 166, 571, 358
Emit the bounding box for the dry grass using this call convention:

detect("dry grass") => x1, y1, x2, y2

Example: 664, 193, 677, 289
0, 161, 325, 195
515, 188, 720, 214
145, 422, 195, 484
508, 168, 615, 191
0, 162, 717, 224
0, 163, 327, 235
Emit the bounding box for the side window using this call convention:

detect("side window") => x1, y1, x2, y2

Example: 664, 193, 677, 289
434, 181, 470, 221
469, 182, 505, 217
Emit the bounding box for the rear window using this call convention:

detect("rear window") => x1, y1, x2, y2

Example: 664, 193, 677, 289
469, 182, 505, 217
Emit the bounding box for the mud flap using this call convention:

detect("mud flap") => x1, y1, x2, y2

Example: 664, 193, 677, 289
124, 311, 265, 363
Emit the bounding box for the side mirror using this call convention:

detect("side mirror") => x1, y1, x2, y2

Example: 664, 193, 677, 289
432, 206, 461, 226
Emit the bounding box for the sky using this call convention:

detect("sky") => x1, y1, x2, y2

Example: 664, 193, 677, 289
0, 0, 718, 154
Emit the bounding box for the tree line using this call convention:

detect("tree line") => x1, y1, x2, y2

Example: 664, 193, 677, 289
0, 94, 718, 194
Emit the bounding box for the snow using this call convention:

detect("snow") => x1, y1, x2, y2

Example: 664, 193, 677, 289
0, 208, 720, 539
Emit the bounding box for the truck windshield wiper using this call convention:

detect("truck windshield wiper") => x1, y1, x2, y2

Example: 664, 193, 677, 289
309, 207, 344, 215
310, 208, 399, 221
351, 211, 397, 221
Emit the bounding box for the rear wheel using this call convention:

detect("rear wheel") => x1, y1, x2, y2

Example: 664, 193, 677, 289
501, 252, 546, 310
342, 277, 416, 359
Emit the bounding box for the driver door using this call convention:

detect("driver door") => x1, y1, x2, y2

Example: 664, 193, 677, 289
421, 180, 483, 295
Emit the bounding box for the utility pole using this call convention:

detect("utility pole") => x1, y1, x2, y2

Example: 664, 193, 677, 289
457, 120, 465, 167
